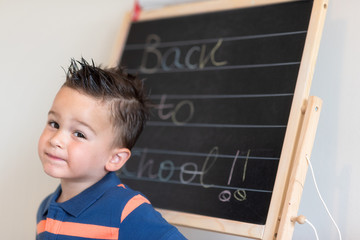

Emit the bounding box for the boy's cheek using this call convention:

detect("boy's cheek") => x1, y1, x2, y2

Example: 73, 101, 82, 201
38, 134, 45, 150
38, 131, 48, 157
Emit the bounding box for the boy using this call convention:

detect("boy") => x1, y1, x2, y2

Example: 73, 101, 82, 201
36, 58, 187, 240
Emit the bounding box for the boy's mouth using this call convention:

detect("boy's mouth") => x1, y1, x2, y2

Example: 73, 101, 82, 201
45, 152, 66, 162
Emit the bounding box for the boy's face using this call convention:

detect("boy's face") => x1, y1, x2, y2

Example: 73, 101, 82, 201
38, 86, 117, 184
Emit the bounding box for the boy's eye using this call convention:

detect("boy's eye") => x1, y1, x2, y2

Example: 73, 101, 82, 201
49, 121, 59, 129
74, 132, 86, 139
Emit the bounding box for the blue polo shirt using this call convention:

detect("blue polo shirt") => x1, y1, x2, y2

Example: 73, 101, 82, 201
36, 172, 187, 240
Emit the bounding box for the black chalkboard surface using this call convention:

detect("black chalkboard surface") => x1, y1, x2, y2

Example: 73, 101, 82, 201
118, 0, 313, 227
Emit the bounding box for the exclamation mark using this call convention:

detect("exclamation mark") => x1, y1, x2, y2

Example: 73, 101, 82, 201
242, 149, 250, 182
233, 149, 250, 202
227, 150, 239, 185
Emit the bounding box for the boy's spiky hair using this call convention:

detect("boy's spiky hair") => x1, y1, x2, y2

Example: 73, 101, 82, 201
63, 58, 149, 149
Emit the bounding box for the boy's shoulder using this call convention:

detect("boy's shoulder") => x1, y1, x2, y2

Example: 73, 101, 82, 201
93, 178, 152, 216
100, 182, 144, 207
108, 184, 187, 239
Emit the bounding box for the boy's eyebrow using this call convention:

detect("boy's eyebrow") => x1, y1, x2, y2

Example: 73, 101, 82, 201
48, 110, 97, 134
48, 110, 58, 117
73, 119, 97, 135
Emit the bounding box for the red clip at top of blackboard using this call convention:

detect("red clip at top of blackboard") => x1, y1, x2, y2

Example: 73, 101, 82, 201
132, 0, 142, 22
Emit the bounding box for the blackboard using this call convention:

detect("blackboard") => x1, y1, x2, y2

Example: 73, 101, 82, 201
114, 0, 326, 238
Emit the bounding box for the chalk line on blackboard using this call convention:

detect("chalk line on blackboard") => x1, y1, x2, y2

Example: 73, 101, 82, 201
119, 175, 272, 193
132, 148, 279, 161
146, 121, 286, 128
124, 30, 307, 50
149, 93, 293, 100
127, 61, 300, 74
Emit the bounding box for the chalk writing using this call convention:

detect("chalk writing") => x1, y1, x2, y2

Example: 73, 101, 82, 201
219, 149, 250, 202
227, 150, 239, 185
243, 149, 250, 182
121, 147, 252, 203
200, 146, 219, 188
234, 189, 247, 202
140, 34, 228, 73
219, 190, 231, 202
155, 95, 194, 125
180, 162, 201, 184
158, 160, 175, 181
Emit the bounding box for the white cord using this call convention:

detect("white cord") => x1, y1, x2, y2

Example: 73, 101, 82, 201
305, 154, 342, 240
305, 219, 319, 240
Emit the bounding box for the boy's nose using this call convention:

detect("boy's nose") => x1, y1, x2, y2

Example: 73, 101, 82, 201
49, 131, 66, 149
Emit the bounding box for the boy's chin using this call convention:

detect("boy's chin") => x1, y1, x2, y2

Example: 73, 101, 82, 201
42, 165, 65, 179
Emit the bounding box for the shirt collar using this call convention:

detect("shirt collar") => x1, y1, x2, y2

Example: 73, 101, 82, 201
42, 172, 121, 218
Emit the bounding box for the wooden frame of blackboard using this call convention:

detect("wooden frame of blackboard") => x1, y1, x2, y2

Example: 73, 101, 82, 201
111, 0, 328, 239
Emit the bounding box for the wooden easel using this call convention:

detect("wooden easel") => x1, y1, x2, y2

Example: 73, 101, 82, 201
275, 95, 322, 239
110, 0, 328, 239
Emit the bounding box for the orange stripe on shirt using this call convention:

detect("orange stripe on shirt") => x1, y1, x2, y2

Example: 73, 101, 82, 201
120, 194, 150, 223
37, 220, 46, 234
37, 218, 119, 239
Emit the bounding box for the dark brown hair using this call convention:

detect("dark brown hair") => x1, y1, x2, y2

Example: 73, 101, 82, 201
63, 58, 149, 149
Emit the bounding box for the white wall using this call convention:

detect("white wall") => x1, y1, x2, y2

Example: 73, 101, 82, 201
0, 0, 134, 239
0, 0, 358, 239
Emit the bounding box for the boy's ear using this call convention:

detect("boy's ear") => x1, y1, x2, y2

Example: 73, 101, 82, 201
105, 148, 131, 172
